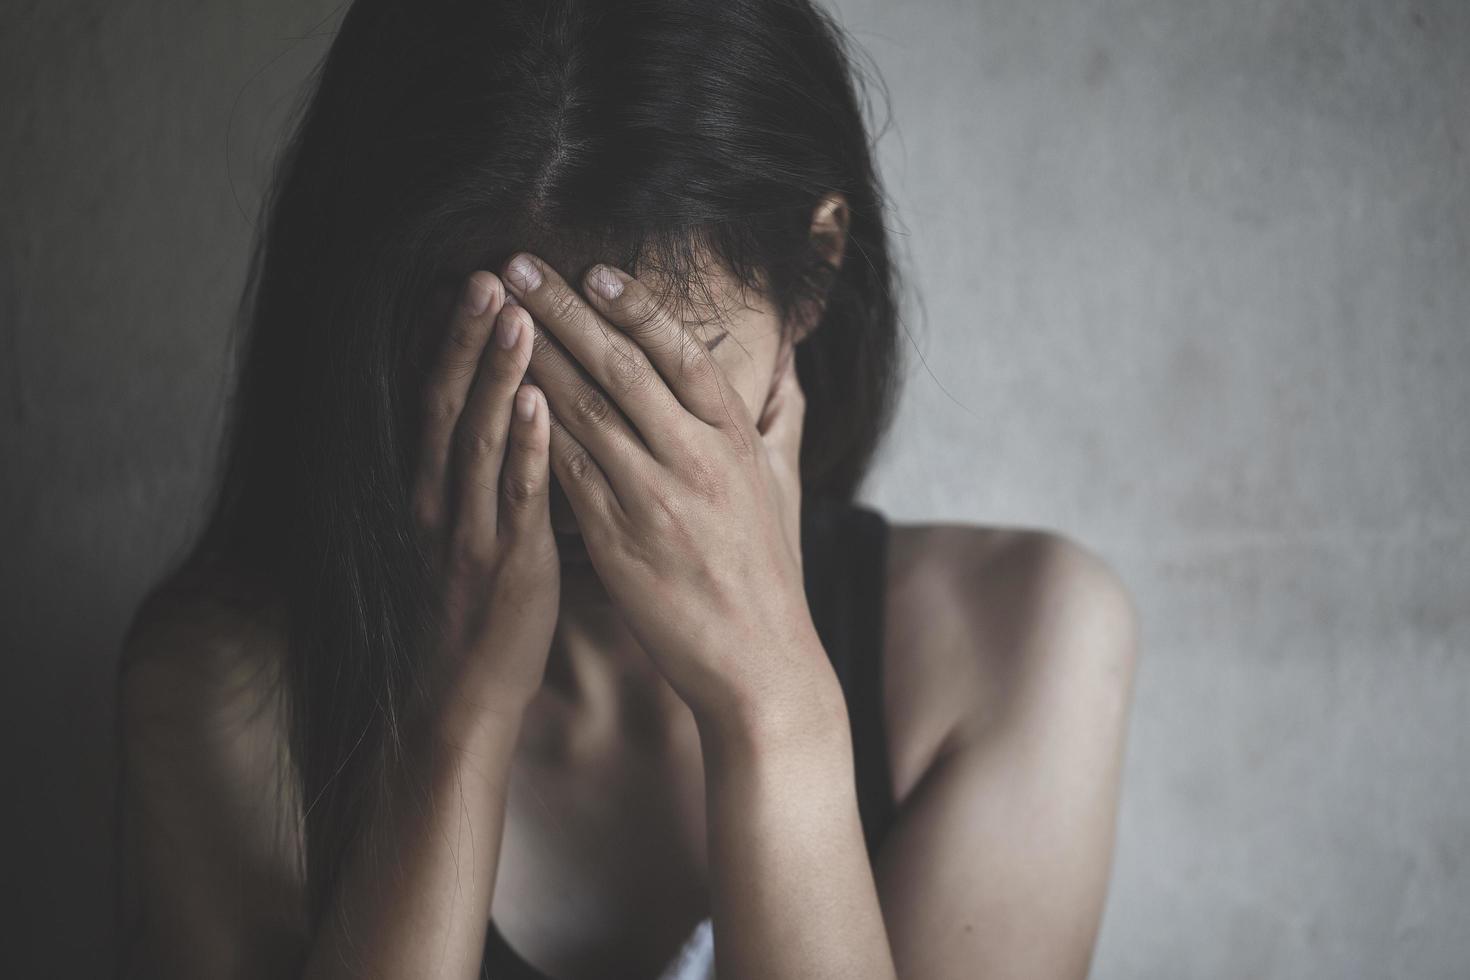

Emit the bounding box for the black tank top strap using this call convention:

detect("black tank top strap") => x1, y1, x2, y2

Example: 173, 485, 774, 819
799, 495, 897, 859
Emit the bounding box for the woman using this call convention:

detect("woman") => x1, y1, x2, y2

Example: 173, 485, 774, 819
115, 1, 1140, 978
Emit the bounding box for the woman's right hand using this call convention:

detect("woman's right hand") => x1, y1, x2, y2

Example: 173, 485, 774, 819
411, 270, 560, 735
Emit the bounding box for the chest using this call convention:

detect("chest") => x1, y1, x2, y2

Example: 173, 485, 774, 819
489, 706, 713, 979
485, 523, 977, 978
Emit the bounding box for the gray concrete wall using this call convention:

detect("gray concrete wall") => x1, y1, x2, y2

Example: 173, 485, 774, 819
3, 1, 1466, 977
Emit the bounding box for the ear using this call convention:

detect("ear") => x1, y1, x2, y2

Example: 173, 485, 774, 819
792, 192, 850, 344
812, 192, 850, 260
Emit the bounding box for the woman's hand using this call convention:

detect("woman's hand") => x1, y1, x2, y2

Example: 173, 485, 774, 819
410, 270, 560, 738
499, 253, 837, 732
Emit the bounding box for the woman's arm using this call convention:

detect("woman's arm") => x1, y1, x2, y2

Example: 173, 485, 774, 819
687, 532, 1139, 980
299, 698, 528, 980
490, 253, 901, 978
875, 531, 1140, 979
119, 269, 563, 979
116, 612, 528, 980
117, 597, 308, 979
697, 661, 899, 980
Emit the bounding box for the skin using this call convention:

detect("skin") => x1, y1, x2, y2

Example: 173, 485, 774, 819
526, 233, 816, 731
117, 193, 1141, 980
493, 198, 892, 978
503, 242, 828, 730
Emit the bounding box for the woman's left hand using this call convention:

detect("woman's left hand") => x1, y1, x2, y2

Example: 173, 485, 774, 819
499, 252, 839, 733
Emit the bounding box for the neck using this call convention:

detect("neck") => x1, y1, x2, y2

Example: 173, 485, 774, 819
534, 578, 691, 755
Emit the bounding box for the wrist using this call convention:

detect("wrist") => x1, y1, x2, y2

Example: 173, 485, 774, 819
695, 646, 849, 768
357, 686, 526, 835
411, 644, 535, 753
435, 691, 527, 752
417, 685, 528, 788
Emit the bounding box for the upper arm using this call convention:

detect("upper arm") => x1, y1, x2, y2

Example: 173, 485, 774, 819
874, 531, 1140, 980
117, 589, 308, 980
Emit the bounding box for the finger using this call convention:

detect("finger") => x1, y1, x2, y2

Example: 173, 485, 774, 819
515, 307, 656, 506
451, 300, 533, 555
501, 253, 692, 454
498, 384, 554, 545
578, 260, 746, 434
544, 406, 623, 557
413, 271, 504, 537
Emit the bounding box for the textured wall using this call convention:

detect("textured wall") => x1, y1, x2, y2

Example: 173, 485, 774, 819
2, 1, 1466, 977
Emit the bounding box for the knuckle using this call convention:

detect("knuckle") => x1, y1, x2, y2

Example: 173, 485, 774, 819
622, 295, 665, 338
446, 321, 482, 353
564, 443, 599, 484
681, 336, 717, 381
570, 384, 612, 427
603, 344, 653, 394
454, 425, 499, 460
547, 288, 583, 325
485, 347, 527, 386
425, 394, 460, 426
446, 533, 494, 577
680, 446, 725, 498
501, 472, 546, 507
529, 323, 559, 360
645, 486, 683, 531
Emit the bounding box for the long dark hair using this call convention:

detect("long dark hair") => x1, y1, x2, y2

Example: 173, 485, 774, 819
164, 0, 905, 933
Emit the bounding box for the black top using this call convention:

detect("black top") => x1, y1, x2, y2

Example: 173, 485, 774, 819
481, 496, 897, 979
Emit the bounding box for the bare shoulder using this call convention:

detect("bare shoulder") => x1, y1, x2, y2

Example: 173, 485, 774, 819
118, 565, 298, 846
882, 521, 1140, 806
119, 569, 292, 740
117, 569, 305, 976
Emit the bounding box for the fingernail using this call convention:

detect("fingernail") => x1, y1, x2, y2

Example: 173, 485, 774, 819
588, 265, 624, 300
506, 254, 542, 293
516, 386, 537, 421
495, 308, 522, 349
462, 272, 494, 316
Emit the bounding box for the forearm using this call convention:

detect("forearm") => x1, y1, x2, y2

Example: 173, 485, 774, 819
300, 702, 523, 980
697, 651, 899, 980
